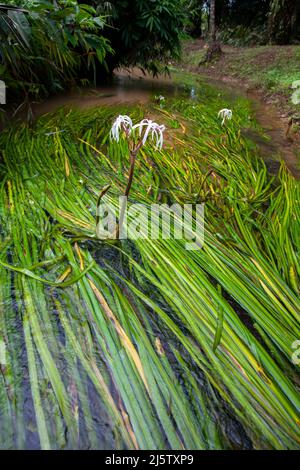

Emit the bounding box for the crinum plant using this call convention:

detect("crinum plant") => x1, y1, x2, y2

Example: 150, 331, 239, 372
291, 81, 300, 105
218, 108, 233, 126
96, 115, 166, 239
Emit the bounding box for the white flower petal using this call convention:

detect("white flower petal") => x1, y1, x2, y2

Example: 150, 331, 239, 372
110, 115, 133, 142
130, 119, 166, 149
218, 109, 232, 125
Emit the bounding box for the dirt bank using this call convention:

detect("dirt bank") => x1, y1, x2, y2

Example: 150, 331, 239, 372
174, 39, 300, 176
177, 40, 300, 129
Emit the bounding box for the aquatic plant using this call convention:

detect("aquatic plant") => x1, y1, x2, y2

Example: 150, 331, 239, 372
0, 91, 299, 450
291, 80, 300, 105
104, 115, 166, 238
218, 108, 233, 125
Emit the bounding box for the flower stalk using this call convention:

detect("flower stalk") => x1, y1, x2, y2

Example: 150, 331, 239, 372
98, 115, 166, 239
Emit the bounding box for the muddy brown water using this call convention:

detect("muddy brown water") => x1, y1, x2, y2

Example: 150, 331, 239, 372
32, 68, 179, 115
28, 68, 300, 179
248, 101, 300, 178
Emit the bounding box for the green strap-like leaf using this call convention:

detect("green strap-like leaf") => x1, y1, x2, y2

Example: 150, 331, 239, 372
0, 258, 94, 288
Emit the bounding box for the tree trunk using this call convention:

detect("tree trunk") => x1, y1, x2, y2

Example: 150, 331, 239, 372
201, 0, 222, 63
209, 0, 216, 42
268, 0, 295, 44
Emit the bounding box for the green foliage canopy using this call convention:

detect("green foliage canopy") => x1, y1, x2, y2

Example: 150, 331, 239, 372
88, 0, 185, 74
0, 0, 112, 103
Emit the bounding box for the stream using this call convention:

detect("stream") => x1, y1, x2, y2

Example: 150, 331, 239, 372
0, 68, 299, 450
31, 67, 300, 178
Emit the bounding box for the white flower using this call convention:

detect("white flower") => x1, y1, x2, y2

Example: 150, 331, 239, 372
218, 109, 233, 125
291, 80, 300, 89
0, 340, 6, 366
110, 115, 133, 142
132, 119, 166, 150
155, 95, 165, 101
110, 115, 166, 150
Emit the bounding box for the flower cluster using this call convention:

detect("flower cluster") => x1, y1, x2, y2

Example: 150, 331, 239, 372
133, 119, 165, 150
218, 108, 233, 126
110, 115, 133, 142
110, 115, 166, 150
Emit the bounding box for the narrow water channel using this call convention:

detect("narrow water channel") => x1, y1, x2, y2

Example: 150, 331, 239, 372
30, 68, 300, 178
0, 67, 299, 451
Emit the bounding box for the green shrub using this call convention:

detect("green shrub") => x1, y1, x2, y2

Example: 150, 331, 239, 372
0, 1, 112, 105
